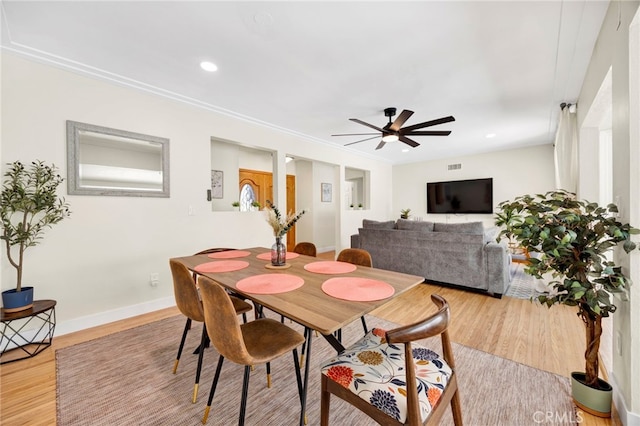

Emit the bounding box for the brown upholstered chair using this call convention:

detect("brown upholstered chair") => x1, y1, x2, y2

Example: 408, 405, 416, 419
293, 242, 317, 257
320, 294, 463, 426
198, 276, 306, 425
336, 248, 373, 335
336, 248, 372, 267
169, 260, 252, 403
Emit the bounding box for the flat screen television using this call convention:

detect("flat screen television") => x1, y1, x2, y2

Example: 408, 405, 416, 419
426, 178, 493, 214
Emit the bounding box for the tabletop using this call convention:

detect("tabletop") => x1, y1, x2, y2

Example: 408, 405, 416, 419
171, 247, 424, 336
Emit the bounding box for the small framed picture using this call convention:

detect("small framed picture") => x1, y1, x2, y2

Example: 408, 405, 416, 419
211, 170, 223, 199
321, 183, 332, 202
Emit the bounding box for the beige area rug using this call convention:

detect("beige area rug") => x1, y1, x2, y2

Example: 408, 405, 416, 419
56, 313, 577, 425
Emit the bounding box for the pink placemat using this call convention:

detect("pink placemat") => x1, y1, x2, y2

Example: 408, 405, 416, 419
256, 252, 300, 260
194, 260, 250, 273
207, 250, 252, 259
304, 261, 357, 274
236, 274, 304, 294
321, 277, 395, 301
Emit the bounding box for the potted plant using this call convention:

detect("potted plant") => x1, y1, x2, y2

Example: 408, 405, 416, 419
251, 201, 261, 211
400, 208, 411, 219
358, 203, 363, 210
1, 161, 71, 312
495, 190, 638, 417
349, 203, 354, 210
231, 201, 240, 210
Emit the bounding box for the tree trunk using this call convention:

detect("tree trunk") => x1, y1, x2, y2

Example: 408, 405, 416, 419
582, 310, 602, 388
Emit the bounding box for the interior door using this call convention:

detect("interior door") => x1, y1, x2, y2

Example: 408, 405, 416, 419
286, 174, 296, 252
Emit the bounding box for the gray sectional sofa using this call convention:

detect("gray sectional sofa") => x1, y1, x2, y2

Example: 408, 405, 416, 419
350, 219, 510, 297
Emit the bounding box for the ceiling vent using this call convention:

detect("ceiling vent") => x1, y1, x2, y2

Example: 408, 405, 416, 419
447, 163, 462, 171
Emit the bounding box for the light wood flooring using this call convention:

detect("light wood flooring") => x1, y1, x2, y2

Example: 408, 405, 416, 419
1, 251, 621, 425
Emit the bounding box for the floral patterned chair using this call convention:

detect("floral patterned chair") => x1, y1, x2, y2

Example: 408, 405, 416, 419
320, 294, 463, 425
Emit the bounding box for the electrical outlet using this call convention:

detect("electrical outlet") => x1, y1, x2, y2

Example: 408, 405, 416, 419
188, 205, 195, 216
150, 273, 159, 287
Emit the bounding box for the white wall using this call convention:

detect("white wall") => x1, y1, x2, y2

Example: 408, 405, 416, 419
577, 1, 640, 422
392, 144, 556, 228
0, 52, 393, 331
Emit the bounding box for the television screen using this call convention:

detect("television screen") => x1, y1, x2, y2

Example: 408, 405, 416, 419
426, 178, 493, 214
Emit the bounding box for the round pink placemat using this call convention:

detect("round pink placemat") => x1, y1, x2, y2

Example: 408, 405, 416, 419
194, 260, 250, 273
321, 277, 395, 301
256, 252, 300, 260
207, 250, 252, 259
304, 261, 357, 274
236, 274, 304, 294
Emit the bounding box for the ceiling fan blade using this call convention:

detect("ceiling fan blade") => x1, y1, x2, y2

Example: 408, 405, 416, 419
400, 115, 455, 132
349, 118, 385, 133
405, 130, 452, 136
399, 135, 420, 148
331, 132, 380, 137
375, 140, 386, 150
389, 109, 414, 131
344, 136, 382, 146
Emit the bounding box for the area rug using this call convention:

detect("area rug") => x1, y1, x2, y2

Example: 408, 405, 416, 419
505, 263, 546, 300
56, 314, 577, 425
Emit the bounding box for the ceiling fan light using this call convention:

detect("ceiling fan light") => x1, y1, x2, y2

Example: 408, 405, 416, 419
382, 134, 399, 143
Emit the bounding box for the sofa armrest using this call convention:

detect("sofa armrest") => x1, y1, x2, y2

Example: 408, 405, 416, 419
484, 242, 510, 296
351, 234, 361, 249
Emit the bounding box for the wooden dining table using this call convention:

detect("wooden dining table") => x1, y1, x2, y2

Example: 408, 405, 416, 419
170, 247, 424, 425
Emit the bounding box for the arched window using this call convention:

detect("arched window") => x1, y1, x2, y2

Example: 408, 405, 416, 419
239, 183, 256, 212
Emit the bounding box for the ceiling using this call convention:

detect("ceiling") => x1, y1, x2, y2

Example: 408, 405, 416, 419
1, 1, 609, 165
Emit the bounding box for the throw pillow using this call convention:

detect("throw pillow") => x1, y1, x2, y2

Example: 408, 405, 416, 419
362, 219, 397, 230
396, 219, 434, 232
433, 222, 484, 235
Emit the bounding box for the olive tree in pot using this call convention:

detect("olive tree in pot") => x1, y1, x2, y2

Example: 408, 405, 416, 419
1, 161, 71, 312
496, 190, 638, 417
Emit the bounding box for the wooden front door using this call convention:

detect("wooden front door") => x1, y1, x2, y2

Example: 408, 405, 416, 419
238, 169, 297, 251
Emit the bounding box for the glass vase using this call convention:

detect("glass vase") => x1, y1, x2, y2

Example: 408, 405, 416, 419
271, 236, 287, 266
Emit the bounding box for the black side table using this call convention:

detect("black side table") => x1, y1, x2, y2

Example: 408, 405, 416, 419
1, 299, 57, 364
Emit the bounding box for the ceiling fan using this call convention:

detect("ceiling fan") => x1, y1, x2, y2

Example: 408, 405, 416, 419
332, 107, 455, 150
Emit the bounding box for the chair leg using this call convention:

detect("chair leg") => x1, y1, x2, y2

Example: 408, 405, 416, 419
202, 355, 225, 424
320, 374, 330, 426
238, 365, 252, 426
266, 362, 272, 388
192, 324, 208, 403
451, 388, 463, 425
173, 318, 191, 374
360, 315, 368, 334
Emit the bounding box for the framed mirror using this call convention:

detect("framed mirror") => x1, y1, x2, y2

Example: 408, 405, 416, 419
66, 121, 170, 197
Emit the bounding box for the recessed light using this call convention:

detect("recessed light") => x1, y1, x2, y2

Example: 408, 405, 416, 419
401, 148, 410, 153
200, 61, 218, 72
485, 133, 496, 139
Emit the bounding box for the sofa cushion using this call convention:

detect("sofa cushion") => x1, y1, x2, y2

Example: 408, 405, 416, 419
433, 222, 484, 235
363, 219, 396, 230
396, 219, 434, 232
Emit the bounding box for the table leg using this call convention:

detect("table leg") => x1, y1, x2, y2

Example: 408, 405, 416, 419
299, 330, 312, 426
320, 332, 345, 354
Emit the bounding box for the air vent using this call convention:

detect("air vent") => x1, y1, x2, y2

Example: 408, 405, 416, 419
447, 163, 462, 171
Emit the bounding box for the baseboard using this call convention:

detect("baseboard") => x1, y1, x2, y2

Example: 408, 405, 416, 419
317, 245, 335, 254
1, 297, 176, 352
610, 371, 640, 425
55, 296, 176, 336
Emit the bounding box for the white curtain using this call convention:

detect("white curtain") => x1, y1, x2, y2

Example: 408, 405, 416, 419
554, 105, 578, 193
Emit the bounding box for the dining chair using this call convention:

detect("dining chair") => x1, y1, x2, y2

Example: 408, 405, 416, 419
197, 275, 306, 425
169, 259, 252, 404
293, 242, 317, 257
193, 247, 250, 323
320, 294, 463, 426
336, 248, 373, 334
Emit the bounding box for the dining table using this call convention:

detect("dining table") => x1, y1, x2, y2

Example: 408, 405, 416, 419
170, 247, 424, 425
